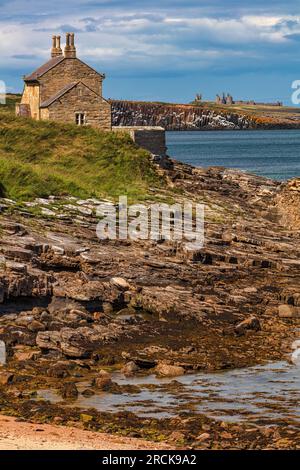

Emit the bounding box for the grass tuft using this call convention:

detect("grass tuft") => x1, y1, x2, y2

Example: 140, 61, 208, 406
0, 96, 163, 202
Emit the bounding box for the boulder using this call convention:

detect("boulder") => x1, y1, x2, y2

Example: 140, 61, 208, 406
37, 328, 88, 357
59, 327, 104, 358
27, 320, 46, 332
47, 362, 70, 378
60, 382, 79, 399
32, 307, 46, 315
121, 361, 140, 377
60, 328, 89, 358
15, 315, 34, 327
155, 363, 185, 377
94, 370, 113, 390
110, 277, 131, 290
235, 316, 261, 335
0, 372, 14, 385
36, 331, 61, 351
36, 325, 122, 358
14, 349, 41, 361
7, 328, 35, 347
3, 246, 34, 262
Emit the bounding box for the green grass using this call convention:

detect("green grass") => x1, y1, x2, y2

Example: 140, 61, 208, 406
0, 97, 163, 202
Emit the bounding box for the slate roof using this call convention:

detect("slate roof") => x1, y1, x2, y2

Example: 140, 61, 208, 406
24, 56, 65, 82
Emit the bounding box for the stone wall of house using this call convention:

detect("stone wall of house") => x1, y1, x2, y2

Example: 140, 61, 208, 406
112, 126, 167, 155
40, 108, 49, 120
20, 84, 40, 119
39, 58, 103, 103
47, 82, 111, 130
15, 103, 31, 118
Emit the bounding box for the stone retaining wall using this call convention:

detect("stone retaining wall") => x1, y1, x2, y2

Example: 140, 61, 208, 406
112, 126, 167, 156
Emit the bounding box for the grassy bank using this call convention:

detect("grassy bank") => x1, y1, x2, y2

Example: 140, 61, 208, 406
0, 97, 162, 201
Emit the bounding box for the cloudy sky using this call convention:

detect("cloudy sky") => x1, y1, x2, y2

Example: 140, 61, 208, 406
0, 0, 299, 103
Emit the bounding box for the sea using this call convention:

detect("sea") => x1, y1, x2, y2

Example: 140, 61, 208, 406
166, 129, 300, 181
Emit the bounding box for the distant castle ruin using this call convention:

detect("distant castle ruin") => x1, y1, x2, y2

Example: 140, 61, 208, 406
215, 92, 283, 107
215, 93, 234, 105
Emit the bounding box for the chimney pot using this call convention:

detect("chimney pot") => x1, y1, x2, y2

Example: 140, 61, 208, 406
56, 35, 63, 56
51, 34, 63, 58
51, 35, 57, 57
64, 32, 76, 58
66, 32, 70, 47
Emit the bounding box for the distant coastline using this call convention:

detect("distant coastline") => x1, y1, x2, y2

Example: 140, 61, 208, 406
6, 94, 300, 131
111, 99, 300, 131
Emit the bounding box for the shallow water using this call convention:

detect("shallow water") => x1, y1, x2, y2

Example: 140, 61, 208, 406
166, 130, 300, 181
38, 361, 300, 427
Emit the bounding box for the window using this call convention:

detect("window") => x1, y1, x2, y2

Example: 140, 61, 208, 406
75, 113, 86, 125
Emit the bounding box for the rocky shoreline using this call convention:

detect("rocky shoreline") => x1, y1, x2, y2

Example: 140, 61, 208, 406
0, 158, 299, 449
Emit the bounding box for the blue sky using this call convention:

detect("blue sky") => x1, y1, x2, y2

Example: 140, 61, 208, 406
0, 0, 300, 103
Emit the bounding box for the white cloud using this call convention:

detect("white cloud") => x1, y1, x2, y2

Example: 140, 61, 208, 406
163, 15, 291, 43
0, 9, 299, 79
242, 16, 282, 27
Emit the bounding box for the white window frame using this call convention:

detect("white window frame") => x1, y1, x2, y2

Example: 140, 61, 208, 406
75, 112, 86, 126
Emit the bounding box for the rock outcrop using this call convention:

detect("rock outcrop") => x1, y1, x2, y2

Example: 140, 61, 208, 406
0, 162, 299, 368
112, 100, 254, 130
0, 160, 299, 449
111, 100, 300, 131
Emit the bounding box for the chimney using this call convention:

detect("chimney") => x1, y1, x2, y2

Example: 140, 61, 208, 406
51, 35, 63, 58
56, 35, 63, 56
64, 32, 76, 58
51, 35, 57, 58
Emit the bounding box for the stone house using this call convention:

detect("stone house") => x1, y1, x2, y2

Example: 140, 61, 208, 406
16, 33, 111, 130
